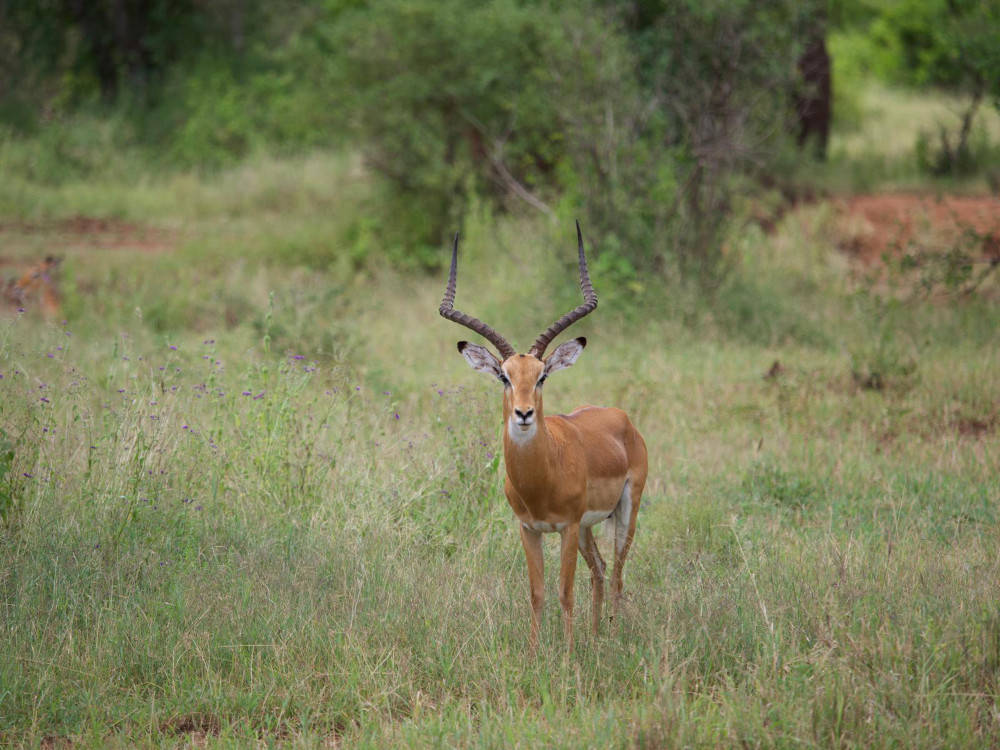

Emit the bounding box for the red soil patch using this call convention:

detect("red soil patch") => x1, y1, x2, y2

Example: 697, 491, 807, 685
832, 194, 1000, 265
0, 214, 174, 254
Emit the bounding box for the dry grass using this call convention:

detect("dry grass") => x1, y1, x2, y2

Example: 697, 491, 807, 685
1, 103, 999, 746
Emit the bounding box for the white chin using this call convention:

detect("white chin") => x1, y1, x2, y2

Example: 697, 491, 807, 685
508, 418, 537, 444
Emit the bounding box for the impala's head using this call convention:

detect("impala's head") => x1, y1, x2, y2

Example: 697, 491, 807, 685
439, 223, 597, 439
457, 340, 586, 438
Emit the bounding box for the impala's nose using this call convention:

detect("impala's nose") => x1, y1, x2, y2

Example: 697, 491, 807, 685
514, 407, 535, 425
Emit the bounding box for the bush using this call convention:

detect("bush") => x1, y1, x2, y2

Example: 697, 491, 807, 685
1, 0, 816, 285
323, 0, 806, 283
314, 0, 622, 260
858, 0, 1000, 176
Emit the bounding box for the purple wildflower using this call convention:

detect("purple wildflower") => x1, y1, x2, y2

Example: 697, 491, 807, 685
168, 345, 178, 350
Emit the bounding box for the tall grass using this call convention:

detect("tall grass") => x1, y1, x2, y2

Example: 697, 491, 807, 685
2, 100, 999, 746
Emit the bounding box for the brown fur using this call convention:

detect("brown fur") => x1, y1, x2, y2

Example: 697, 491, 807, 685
479, 349, 648, 648
3, 256, 61, 318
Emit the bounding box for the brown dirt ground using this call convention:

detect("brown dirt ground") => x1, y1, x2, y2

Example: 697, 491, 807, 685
0, 214, 174, 259
829, 194, 1000, 265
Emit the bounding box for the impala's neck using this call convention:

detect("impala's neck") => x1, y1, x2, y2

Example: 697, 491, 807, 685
501, 390, 554, 495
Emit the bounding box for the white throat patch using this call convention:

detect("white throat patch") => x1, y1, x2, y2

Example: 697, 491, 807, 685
507, 416, 538, 445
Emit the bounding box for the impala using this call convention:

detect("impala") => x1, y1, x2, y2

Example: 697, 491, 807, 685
440, 224, 648, 648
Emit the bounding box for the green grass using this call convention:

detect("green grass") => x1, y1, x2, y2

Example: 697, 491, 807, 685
1, 93, 1000, 747
783, 81, 1000, 194
834, 83, 1000, 162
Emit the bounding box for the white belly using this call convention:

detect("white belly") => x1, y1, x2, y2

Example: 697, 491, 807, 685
581, 509, 614, 527
521, 520, 566, 533
520, 509, 613, 534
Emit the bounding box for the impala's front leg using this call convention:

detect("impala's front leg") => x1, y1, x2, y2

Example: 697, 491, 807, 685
519, 524, 545, 649
558, 523, 580, 649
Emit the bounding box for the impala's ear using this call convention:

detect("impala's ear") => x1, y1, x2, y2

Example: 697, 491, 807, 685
543, 337, 586, 376
457, 341, 502, 378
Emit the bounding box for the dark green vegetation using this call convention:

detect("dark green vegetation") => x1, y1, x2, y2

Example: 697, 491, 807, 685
2, 1, 1000, 747
4, 0, 1000, 277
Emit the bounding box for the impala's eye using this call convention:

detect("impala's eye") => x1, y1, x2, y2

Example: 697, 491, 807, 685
499, 373, 511, 387
537, 375, 547, 387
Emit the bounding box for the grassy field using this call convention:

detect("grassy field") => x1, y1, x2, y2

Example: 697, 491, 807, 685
2, 129, 1000, 747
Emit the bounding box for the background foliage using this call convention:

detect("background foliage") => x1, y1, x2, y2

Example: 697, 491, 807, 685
1, 2, 1000, 745
2, 0, 999, 279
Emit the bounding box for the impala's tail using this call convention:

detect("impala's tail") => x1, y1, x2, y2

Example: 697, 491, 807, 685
605, 478, 633, 555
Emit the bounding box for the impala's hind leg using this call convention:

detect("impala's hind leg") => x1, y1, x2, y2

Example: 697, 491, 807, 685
578, 526, 606, 635
610, 475, 645, 617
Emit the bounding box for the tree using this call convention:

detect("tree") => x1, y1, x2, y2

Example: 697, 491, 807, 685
873, 0, 1000, 174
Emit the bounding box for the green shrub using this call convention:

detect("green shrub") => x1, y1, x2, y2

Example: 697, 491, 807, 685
320, 0, 619, 254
